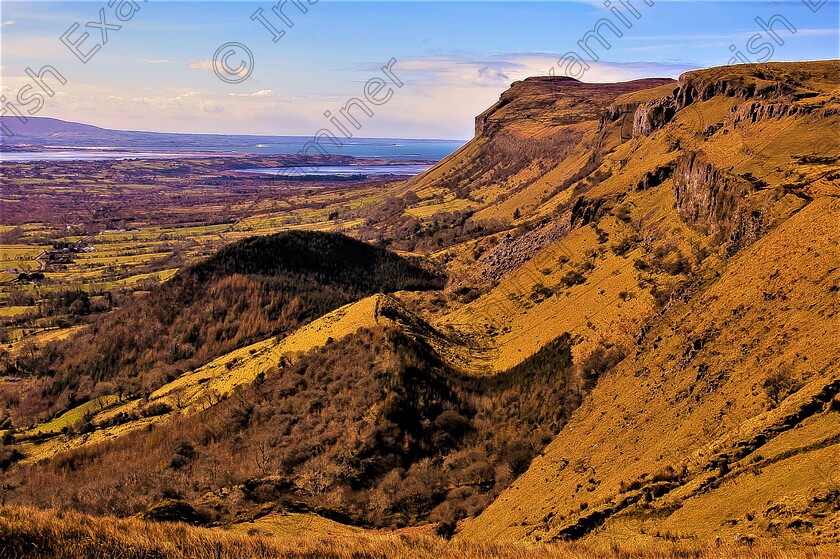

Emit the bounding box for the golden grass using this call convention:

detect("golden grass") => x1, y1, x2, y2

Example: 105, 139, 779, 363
6, 325, 86, 356
229, 511, 364, 539
0, 306, 35, 318
25, 395, 120, 436
404, 198, 476, 218
462, 198, 840, 543
1, 505, 836, 559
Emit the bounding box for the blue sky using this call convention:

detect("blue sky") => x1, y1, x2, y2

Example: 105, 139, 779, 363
1, 1, 838, 139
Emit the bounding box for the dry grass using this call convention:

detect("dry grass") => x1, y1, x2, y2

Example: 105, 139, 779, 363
0, 505, 835, 559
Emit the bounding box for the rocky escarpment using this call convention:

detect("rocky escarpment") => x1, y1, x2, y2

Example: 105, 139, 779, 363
475, 76, 674, 138
636, 164, 675, 191
476, 98, 512, 137
673, 151, 770, 255
673, 151, 749, 231
729, 101, 802, 126
632, 98, 678, 137
632, 63, 837, 137
475, 221, 571, 283
474, 76, 578, 137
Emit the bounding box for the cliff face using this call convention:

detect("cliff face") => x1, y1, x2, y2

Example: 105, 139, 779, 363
474, 76, 674, 138
453, 60, 840, 545
672, 151, 769, 255
632, 61, 840, 137
403, 75, 675, 237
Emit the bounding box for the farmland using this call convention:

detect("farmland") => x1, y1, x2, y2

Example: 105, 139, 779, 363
0, 154, 411, 344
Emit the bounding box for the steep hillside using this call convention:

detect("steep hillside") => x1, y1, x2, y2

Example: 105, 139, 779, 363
406, 60, 839, 374
452, 60, 840, 544
1, 231, 443, 424
403, 76, 675, 223
462, 196, 840, 545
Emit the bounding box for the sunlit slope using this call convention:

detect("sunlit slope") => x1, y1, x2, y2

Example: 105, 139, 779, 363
6, 61, 839, 545
430, 60, 839, 374
399, 77, 675, 223
462, 196, 840, 544
18, 294, 391, 462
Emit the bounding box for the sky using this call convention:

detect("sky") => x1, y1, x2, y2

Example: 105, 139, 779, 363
1, 0, 838, 139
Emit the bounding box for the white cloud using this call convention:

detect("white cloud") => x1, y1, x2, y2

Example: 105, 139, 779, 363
188, 59, 215, 72
228, 89, 278, 97
2, 20, 14, 26
188, 58, 252, 82
394, 53, 694, 88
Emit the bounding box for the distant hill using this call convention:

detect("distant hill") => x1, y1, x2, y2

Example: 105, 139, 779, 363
0, 116, 463, 155
1, 116, 112, 137
0, 115, 312, 150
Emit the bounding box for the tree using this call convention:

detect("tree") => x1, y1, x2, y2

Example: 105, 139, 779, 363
763, 369, 799, 407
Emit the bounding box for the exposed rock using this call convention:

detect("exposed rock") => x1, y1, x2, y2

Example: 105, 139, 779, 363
475, 97, 512, 137
475, 76, 675, 138
475, 76, 580, 137
672, 151, 776, 256
673, 151, 752, 232
632, 98, 677, 137
570, 195, 607, 228
729, 101, 800, 126
636, 164, 675, 191
476, 221, 571, 283
631, 66, 828, 137
672, 150, 773, 255
725, 209, 765, 257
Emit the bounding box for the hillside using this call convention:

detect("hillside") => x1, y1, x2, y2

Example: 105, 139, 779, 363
1, 297, 589, 529
1, 231, 443, 423
2, 504, 834, 559
462, 196, 840, 544
0, 60, 838, 554
448, 60, 840, 544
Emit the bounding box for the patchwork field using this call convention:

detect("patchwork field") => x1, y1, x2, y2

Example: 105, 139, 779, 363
0, 156, 407, 345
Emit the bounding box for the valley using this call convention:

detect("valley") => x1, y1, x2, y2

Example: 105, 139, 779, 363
0, 59, 839, 557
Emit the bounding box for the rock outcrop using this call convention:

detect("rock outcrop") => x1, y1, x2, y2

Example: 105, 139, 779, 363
673, 151, 751, 232
632, 98, 677, 137
632, 63, 835, 137
673, 150, 770, 255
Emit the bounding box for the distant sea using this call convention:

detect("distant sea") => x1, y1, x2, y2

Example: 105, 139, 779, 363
236, 164, 434, 178
0, 138, 465, 163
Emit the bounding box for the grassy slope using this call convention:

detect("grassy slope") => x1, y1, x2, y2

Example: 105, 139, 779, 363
435, 60, 838, 373
400, 76, 676, 225
461, 196, 840, 545
2, 504, 837, 559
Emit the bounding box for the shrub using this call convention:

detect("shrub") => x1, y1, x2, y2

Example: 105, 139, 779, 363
140, 402, 172, 418
611, 236, 637, 257
560, 271, 586, 287
762, 369, 800, 407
